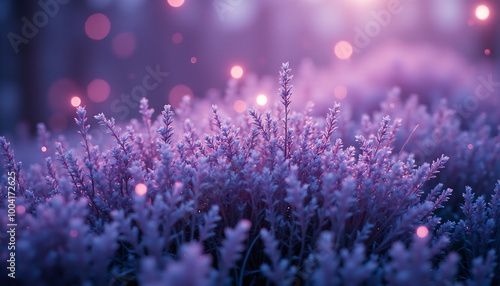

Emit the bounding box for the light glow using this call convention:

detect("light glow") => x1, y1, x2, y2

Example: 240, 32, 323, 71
85, 13, 111, 40
256, 94, 268, 106
168, 85, 193, 108
112, 32, 136, 58
41, 146, 47, 152
167, 0, 184, 8
416, 226, 429, 238
475, 5, 490, 20
231, 65, 244, 79
172, 32, 183, 44
135, 183, 148, 196
234, 100, 247, 113
88, 79, 110, 103
71, 96, 81, 107
334, 86, 347, 99
334, 41, 353, 60
16, 205, 26, 215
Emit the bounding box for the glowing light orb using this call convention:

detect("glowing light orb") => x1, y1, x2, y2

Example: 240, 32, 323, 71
135, 183, 148, 196
71, 96, 81, 107
475, 5, 489, 20
485, 49, 490, 55
231, 65, 244, 79
234, 100, 247, 113
191, 57, 197, 63
16, 205, 26, 215
87, 79, 110, 103
334, 86, 347, 99
389, 103, 395, 108
468, 144, 473, 149
168, 84, 193, 108
334, 41, 353, 60
167, 0, 184, 7
41, 146, 47, 152
48, 78, 82, 110
172, 32, 183, 44
416, 226, 429, 238
70, 230, 78, 237
256, 94, 268, 106
112, 32, 136, 58
85, 13, 111, 40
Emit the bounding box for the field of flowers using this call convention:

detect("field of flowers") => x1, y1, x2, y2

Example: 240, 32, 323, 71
1, 62, 499, 285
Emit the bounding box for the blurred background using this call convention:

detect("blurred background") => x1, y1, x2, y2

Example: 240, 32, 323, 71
0, 0, 498, 144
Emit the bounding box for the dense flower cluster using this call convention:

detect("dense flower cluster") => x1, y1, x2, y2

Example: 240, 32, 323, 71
1, 63, 499, 285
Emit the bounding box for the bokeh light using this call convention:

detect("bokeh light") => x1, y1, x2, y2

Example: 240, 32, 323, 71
475, 5, 489, 20
191, 57, 197, 63
416, 226, 429, 238
85, 13, 111, 40
16, 205, 26, 215
334, 85, 347, 99
135, 183, 148, 196
87, 79, 110, 103
484, 49, 490, 56
48, 78, 82, 110
69, 230, 78, 238
71, 96, 82, 107
334, 41, 353, 60
41, 146, 47, 152
468, 144, 473, 149
231, 65, 244, 79
168, 84, 193, 108
112, 32, 136, 58
256, 94, 268, 106
234, 100, 247, 113
167, 0, 184, 8
172, 32, 183, 44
